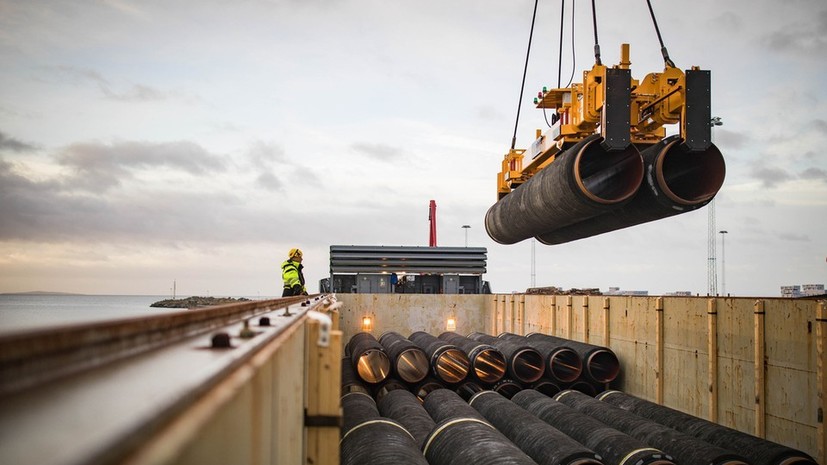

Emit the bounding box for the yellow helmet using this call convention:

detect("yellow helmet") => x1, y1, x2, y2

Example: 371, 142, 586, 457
288, 248, 303, 259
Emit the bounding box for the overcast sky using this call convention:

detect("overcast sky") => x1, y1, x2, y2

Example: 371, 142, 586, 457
1, 0, 825, 297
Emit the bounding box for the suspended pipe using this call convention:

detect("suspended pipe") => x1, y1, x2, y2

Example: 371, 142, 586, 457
485, 134, 644, 244
556, 390, 749, 465
346, 332, 391, 384
468, 332, 545, 384
526, 333, 619, 383
341, 356, 371, 396
379, 331, 430, 384
500, 332, 583, 383
438, 332, 507, 384
536, 136, 725, 244
512, 389, 675, 465
422, 389, 537, 465
409, 331, 471, 384
377, 388, 436, 449
469, 390, 603, 465
598, 390, 818, 465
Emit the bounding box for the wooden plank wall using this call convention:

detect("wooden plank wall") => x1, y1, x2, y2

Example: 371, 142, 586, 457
336, 293, 824, 461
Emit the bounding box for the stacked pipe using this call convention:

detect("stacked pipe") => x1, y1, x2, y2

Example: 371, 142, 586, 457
469, 390, 603, 465
555, 390, 748, 465
499, 332, 583, 384
512, 389, 675, 465
422, 389, 538, 465
438, 332, 507, 384
377, 389, 436, 449
468, 332, 545, 384
409, 331, 471, 384
346, 332, 390, 384
341, 356, 370, 396
536, 136, 726, 245
341, 392, 428, 465
379, 331, 430, 384
598, 390, 818, 465
485, 134, 645, 245
525, 333, 620, 386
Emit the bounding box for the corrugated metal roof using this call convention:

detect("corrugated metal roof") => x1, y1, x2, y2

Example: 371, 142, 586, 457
329, 245, 487, 274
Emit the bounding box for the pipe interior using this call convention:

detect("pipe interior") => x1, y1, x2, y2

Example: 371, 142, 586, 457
397, 348, 430, 384
493, 381, 522, 399
473, 349, 507, 384
435, 348, 471, 384
658, 142, 725, 204
512, 349, 545, 384
575, 140, 644, 203
549, 348, 583, 383
586, 350, 620, 383
357, 349, 391, 384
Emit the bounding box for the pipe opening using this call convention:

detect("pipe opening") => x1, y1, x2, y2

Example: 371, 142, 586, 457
549, 348, 583, 383
396, 348, 429, 384
657, 141, 725, 205
531, 380, 561, 397
473, 348, 507, 384
435, 348, 471, 384
493, 379, 522, 399
512, 348, 545, 384
567, 381, 598, 397
356, 349, 390, 384
778, 458, 818, 465
575, 139, 644, 204
586, 349, 620, 383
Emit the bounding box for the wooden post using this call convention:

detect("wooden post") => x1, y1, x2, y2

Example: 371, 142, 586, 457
499, 295, 507, 335
305, 318, 342, 465
707, 298, 719, 423
583, 296, 590, 343
656, 297, 664, 404
817, 301, 827, 464
566, 296, 573, 340
519, 294, 526, 335
603, 298, 611, 347
509, 294, 517, 334
550, 296, 557, 337
754, 299, 766, 438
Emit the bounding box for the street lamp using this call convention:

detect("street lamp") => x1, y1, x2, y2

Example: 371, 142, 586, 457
707, 117, 723, 296
719, 230, 729, 296
462, 225, 471, 247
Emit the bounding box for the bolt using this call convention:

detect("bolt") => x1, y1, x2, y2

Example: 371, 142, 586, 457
211, 332, 231, 349
259, 317, 271, 327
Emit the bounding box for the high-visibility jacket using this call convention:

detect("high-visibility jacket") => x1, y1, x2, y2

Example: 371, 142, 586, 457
281, 259, 306, 295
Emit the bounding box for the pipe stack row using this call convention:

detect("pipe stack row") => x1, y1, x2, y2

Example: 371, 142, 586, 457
342, 330, 621, 403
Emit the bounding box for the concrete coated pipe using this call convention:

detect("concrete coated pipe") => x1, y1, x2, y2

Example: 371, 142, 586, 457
500, 332, 583, 383
377, 388, 436, 449
526, 333, 620, 384
438, 332, 506, 384
598, 390, 818, 465
409, 331, 471, 384
469, 391, 603, 465
485, 134, 643, 245
556, 390, 748, 465
512, 389, 675, 465
347, 332, 391, 384
341, 356, 371, 396
537, 135, 725, 245
379, 331, 430, 384
468, 332, 545, 384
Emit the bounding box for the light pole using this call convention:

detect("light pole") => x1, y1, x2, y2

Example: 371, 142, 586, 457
708, 117, 723, 296
719, 230, 729, 296
462, 225, 470, 247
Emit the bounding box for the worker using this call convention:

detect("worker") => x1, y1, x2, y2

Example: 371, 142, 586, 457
281, 248, 307, 296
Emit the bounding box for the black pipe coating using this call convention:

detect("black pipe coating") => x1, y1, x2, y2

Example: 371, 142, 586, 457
598, 390, 818, 465
455, 380, 485, 401
342, 391, 381, 436
485, 134, 644, 245
409, 331, 471, 384
379, 331, 430, 384
556, 390, 748, 465
564, 380, 598, 397
468, 332, 546, 384
493, 378, 523, 399
500, 332, 583, 383
377, 388, 436, 449
347, 332, 391, 384
412, 377, 445, 402
526, 333, 619, 383
341, 356, 370, 396
536, 136, 725, 245
422, 389, 538, 465
512, 389, 675, 465
438, 332, 507, 384
469, 390, 603, 465
373, 377, 407, 403
529, 380, 562, 398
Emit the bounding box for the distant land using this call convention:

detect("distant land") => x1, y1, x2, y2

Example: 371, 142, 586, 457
0, 291, 85, 296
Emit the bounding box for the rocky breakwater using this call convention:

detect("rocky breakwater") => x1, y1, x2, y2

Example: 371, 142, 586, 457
150, 296, 251, 308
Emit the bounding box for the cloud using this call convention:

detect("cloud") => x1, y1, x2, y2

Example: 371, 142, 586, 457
812, 119, 827, 134
52, 66, 169, 102
713, 129, 747, 149
256, 171, 284, 192
761, 8, 827, 54
0, 131, 36, 152
776, 232, 810, 242
350, 142, 405, 161
749, 165, 794, 188
801, 167, 827, 182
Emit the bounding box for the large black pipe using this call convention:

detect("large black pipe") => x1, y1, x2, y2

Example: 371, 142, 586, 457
422, 389, 538, 465
500, 332, 583, 383
598, 390, 818, 465
512, 389, 675, 465
438, 332, 507, 384
409, 331, 471, 384
468, 332, 545, 384
379, 332, 430, 384
492, 378, 523, 399
377, 388, 436, 449
526, 333, 619, 383
341, 356, 371, 396
373, 377, 407, 402
469, 390, 603, 465
455, 380, 485, 401
485, 134, 644, 245
555, 390, 748, 465
412, 377, 445, 402
536, 136, 725, 245
342, 391, 380, 435
347, 332, 391, 384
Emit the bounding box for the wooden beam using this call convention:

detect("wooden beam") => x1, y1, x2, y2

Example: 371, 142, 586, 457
707, 298, 718, 423
583, 296, 590, 344
566, 296, 573, 340
818, 301, 827, 464
305, 318, 342, 465
754, 299, 766, 438
603, 297, 611, 348
550, 296, 557, 337
656, 297, 664, 404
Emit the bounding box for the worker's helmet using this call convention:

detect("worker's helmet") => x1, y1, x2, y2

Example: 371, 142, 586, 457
288, 248, 303, 259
